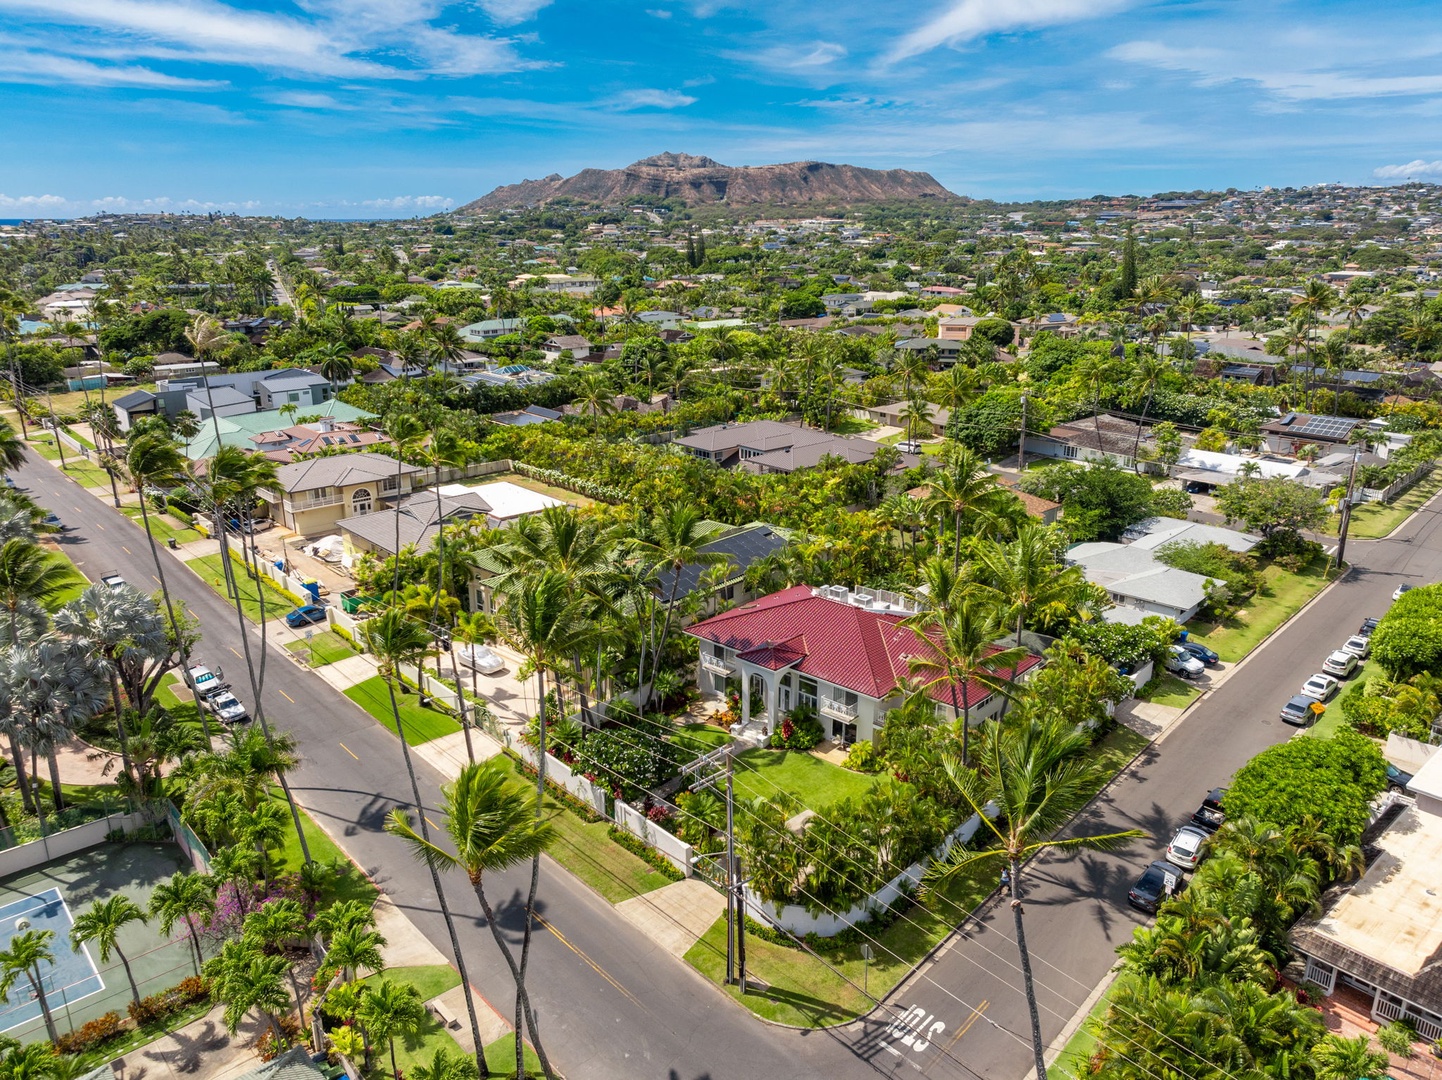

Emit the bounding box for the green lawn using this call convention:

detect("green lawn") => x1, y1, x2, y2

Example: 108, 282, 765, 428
1052, 982, 1115, 1077
359, 965, 465, 1076
27, 437, 115, 488
499, 756, 674, 903
188, 552, 304, 623
286, 629, 358, 667
1137, 673, 1200, 709
120, 505, 203, 545
346, 674, 461, 744
685, 724, 1149, 1027
672, 722, 732, 756
731, 747, 880, 810
1185, 554, 1337, 663
269, 792, 379, 907
1331, 465, 1442, 540
483, 1034, 545, 1079
829, 415, 879, 435
156, 672, 187, 709
41, 548, 87, 610
362, 963, 460, 1001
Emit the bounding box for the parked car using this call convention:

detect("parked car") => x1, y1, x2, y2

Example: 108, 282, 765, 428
1183, 481, 1211, 494
1386, 763, 1414, 792
1128, 860, 1185, 914
1358, 617, 1381, 638
1280, 695, 1322, 726
1177, 640, 1220, 667
1300, 673, 1340, 702
41, 513, 63, 529
456, 643, 504, 674
205, 689, 249, 724
1189, 788, 1228, 833
897, 440, 923, 454
1393, 584, 1413, 602
99, 572, 127, 592
1321, 650, 1359, 679
1165, 645, 1206, 679
184, 664, 225, 698
1341, 634, 1372, 660
1165, 825, 1210, 871
285, 605, 327, 628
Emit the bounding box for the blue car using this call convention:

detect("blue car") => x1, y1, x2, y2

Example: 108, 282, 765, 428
285, 605, 327, 628
1178, 640, 1220, 667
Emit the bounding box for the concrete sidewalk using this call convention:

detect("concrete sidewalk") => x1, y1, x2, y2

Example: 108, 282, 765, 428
615, 879, 727, 960
413, 728, 505, 780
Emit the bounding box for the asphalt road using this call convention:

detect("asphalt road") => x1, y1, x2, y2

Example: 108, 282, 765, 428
873, 490, 1442, 1080
20, 447, 1442, 1080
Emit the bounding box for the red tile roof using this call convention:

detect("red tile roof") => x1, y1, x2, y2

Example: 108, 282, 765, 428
686, 585, 1040, 707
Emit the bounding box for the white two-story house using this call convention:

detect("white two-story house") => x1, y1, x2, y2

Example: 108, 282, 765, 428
685, 585, 1042, 744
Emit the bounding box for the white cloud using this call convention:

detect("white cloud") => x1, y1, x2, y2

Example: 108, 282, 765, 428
0, 194, 68, 210
646, 8, 672, 17
745, 40, 847, 72
474, 0, 551, 24
361, 194, 452, 209
610, 88, 697, 109
1374, 160, 1442, 180
1111, 40, 1442, 101
0, 48, 222, 87
264, 90, 345, 109
886, 0, 1130, 63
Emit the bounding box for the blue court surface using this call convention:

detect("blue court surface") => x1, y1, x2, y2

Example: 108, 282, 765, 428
0, 889, 103, 1030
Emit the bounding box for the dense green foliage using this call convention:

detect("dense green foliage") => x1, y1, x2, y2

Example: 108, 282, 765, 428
1225, 731, 1386, 843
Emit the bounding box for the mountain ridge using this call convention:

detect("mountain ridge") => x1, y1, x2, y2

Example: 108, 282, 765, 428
458, 153, 959, 210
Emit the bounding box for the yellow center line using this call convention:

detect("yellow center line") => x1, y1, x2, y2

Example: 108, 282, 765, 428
229, 647, 242, 658
946, 1000, 989, 1050
121, 545, 131, 555
339, 742, 359, 761
278, 688, 295, 704
533, 912, 642, 1008
95, 523, 104, 531
152, 576, 161, 585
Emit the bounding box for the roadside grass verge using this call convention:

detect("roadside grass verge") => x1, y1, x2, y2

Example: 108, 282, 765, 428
345, 674, 461, 744
188, 552, 304, 623
1136, 673, 1200, 709
498, 755, 674, 903
1323, 464, 1442, 540
1052, 982, 1115, 1077
26, 437, 114, 488
685, 725, 1150, 1026
359, 965, 465, 1076
1185, 554, 1337, 663
1304, 671, 1369, 740
285, 629, 357, 667
269, 792, 379, 907
120, 505, 203, 545
483, 1034, 545, 1079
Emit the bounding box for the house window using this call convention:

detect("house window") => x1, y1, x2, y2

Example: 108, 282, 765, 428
719, 584, 735, 601
1064, 445, 1079, 459
798, 678, 818, 711
288, 393, 300, 403
351, 487, 373, 514
380, 478, 399, 493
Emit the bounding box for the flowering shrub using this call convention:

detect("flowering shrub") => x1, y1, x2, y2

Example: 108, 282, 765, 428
645, 803, 673, 825
769, 707, 823, 751
254, 1014, 302, 1061
128, 976, 212, 1026
54, 1011, 124, 1054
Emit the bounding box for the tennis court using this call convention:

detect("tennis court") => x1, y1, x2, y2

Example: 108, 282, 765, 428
0, 842, 195, 1043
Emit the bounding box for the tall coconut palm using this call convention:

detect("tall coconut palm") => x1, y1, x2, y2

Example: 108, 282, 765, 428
920, 447, 1006, 570
387, 759, 558, 1080
0, 539, 81, 645
70, 896, 147, 1006
0, 420, 24, 472
628, 506, 724, 705
242, 898, 308, 1013
1125, 353, 1170, 472
0, 930, 59, 1043
902, 592, 1025, 763
926, 718, 1145, 1080
421, 430, 476, 756
314, 343, 355, 398
148, 870, 216, 974
1072, 352, 1118, 443
126, 434, 213, 736
572, 372, 616, 421
361, 608, 487, 1074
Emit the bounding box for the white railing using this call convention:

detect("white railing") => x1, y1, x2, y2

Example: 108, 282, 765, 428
820, 697, 858, 719
287, 492, 344, 510
700, 655, 734, 676
1374, 997, 1442, 1042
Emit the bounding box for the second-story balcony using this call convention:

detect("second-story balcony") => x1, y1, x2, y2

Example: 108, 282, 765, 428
700, 654, 734, 677
820, 697, 858, 720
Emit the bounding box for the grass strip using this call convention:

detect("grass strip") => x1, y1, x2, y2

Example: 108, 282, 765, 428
345, 674, 461, 744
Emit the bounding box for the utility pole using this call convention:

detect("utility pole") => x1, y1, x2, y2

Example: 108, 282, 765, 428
1334, 446, 1361, 571
8, 358, 27, 438
681, 743, 746, 991
1018, 394, 1027, 473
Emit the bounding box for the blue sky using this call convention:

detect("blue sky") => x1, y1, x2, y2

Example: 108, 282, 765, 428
2, 0, 1441, 218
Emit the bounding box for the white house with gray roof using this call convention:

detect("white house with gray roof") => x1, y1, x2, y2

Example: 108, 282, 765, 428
1066, 541, 1215, 624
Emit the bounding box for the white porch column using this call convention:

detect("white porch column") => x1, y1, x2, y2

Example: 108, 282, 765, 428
760, 670, 777, 735
740, 664, 752, 726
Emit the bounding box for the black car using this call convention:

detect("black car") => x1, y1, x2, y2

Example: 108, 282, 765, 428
1387, 763, 1414, 792
1358, 617, 1381, 638
1183, 481, 1212, 494
1178, 640, 1220, 667
1128, 860, 1185, 914
1189, 788, 1227, 833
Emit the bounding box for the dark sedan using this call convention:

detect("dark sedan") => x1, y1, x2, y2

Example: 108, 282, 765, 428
1178, 640, 1220, 667
285, 605, 328, 628
1128, 861, 1184, 914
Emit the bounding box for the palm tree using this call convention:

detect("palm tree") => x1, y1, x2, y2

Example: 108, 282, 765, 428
1125, 354, 1169, 472
314, 343, 355, 397
0, 420, 24, 472
172, 410, 201, 453
0, 539, 81, 645
1072, 353, 1118, 442
208, 845, 260, 916
920, 447, 1006, 569
360, 608, 487, 1075
903, 593, 1025, 763
205, 939, 292, 1045
1314, 1034, 1389, 1080
387, 760, 558, 1080
410, 1045, 480, 1080
0, 930, 59, 1043
148, 871, 216, 974
926, 719, 1145, 1080
572, 372, 616, 421
319, 924, 385, 987
70, 896, 147, 1006
357, 980, 427, 1080
0, 1042, 66, 1080
242, 898, 308, 1012
127, 434, 212, 737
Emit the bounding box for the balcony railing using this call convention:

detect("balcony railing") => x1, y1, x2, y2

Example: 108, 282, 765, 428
820, 697, 858, 720
700, 655, 734, 676
287, 492, 344, 511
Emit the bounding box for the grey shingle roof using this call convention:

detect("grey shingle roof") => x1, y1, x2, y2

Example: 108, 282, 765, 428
276, 452, 422, 493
